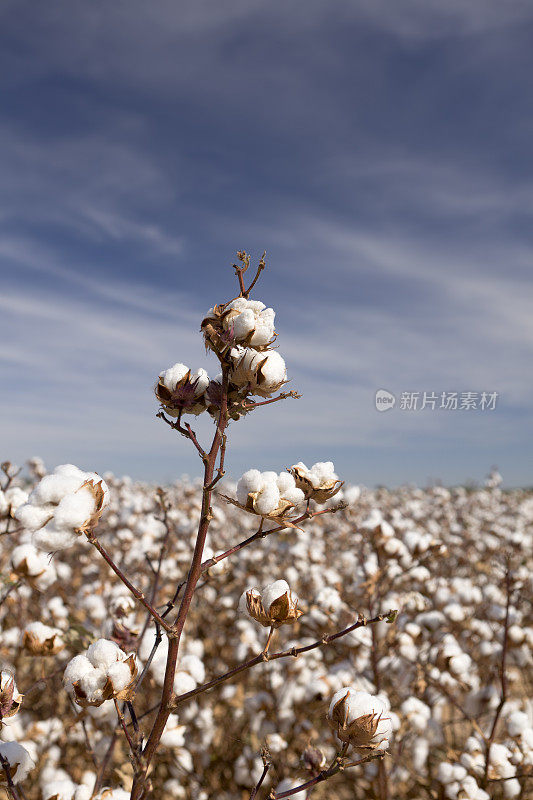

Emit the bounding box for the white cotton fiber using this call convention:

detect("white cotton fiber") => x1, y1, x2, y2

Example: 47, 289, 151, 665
283, 487, 305, 505
32, 468, 86, 504
11, 543, 48, 575
0, 741, 35, 783
78, 669, 108, 703
107, 661, 132, 693
276, 472, 296, 493
86, 639, 123, 669
54, 488, 94, 531
15, 503, 55, 531
63, 655, 94, 686
259, 351, 286, 389
33, 525, 79, 552
236, 470, 262, 504
254, 483, 280, 515
262, 580, 290, 613
159, 363, 190, 390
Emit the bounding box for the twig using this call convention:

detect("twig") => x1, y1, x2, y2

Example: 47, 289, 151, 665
272, 752, 383, 798
171, 611, 396, 709
0, 755, 22, 800
201, 504, 346, 572
483, 564, 513, 786
250, 755, 271, 799
85, 533, 172, 633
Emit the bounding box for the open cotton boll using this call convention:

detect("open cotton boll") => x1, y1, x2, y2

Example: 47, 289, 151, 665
107, 661, 133, 693
15, 502, 55, 531
261, 580, 291, 613
254, 483, 280, 515
78, 669, 108, 703
239, 588, 260, 615
54, 488, 96, 531
159, 363, 190, 390
64, 655, 94, 686
232, 308, 255, 339
507, 711, 530, 737
0, 741, 34, 783
258, 351, 286, 389
236, 470, 263, 504
160, 715, 186, 748
86, 639, 124, 669
11, 543, 49, 575
276, 472, 296, 494
32, 467, 86, 505
32, 524, 79, 551
4, 487, 28, 513
282, 487, 306, 505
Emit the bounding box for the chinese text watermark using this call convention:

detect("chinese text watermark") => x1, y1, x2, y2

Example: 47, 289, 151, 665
375, 390, 499, 412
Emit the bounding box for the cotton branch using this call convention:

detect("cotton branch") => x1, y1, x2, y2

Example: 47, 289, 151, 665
170, 610, 397, 709
272, 752, 384, 798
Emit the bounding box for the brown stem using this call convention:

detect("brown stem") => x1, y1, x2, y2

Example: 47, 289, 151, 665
483, 564, 513, 786
273, 752, 382, 798
201, 504, 345, 573
244, 252, 266, 298
250, 757, 271, 799
0, 756, 22, 800
130, 367, 230, 799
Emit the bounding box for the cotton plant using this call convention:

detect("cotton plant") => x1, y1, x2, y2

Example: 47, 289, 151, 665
1, 251, 531, 799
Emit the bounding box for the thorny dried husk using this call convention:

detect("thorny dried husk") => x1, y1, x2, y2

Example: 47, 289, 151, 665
245, 589, 303, 628
288, 465, 344, 504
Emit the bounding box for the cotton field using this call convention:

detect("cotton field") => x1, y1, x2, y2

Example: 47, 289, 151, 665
0, 460, 531, 799
0, 255, 532, 800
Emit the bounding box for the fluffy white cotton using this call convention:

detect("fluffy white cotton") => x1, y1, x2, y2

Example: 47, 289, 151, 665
222, 298, 275, 346
257, 351, 286, 389
11, 544, 50, 576
63, 655, 94, 686
507, 710, 530, 737
15, 464, 109, 544
159, 364, 209, 395
254, 483, 281, 515
328, 688, 392, 748
236, 470, 305, 512
107, 661, 133, 693
236, 469, 263, 504
54, 488, 96, 531
86, 639, 123, 669
15, 503, 55, 531
159, 363, 189, 390
32, 525, 79, 552
24, 621, 62, 643
0, 741, 35, 783
78, 669, 108, 703
261, 580, 291, 612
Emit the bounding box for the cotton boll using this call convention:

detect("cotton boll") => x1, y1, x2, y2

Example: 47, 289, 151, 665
32, 468, 86, 504
64, 655, 94, 687
179, 654, 205, 685
254, 483, 281, 515
0, 741, 34, 783
54, 488, 96, 531
78, 668, 108, 703
107, 661, 133, 693
507, 711, 530, 737
503, 778, 521, 798
232, 308, 255, 339
262, 580, 291, 613
159, 363, 190, 390
15, 502, 55, 531
32, 524, 79, 551
276, 472, 296, 494
86, 639, 123, 669
236, 470, 263, 504
258, 351, 286, 391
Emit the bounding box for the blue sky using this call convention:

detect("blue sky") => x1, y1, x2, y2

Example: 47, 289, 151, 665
1, 1, 533, 487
